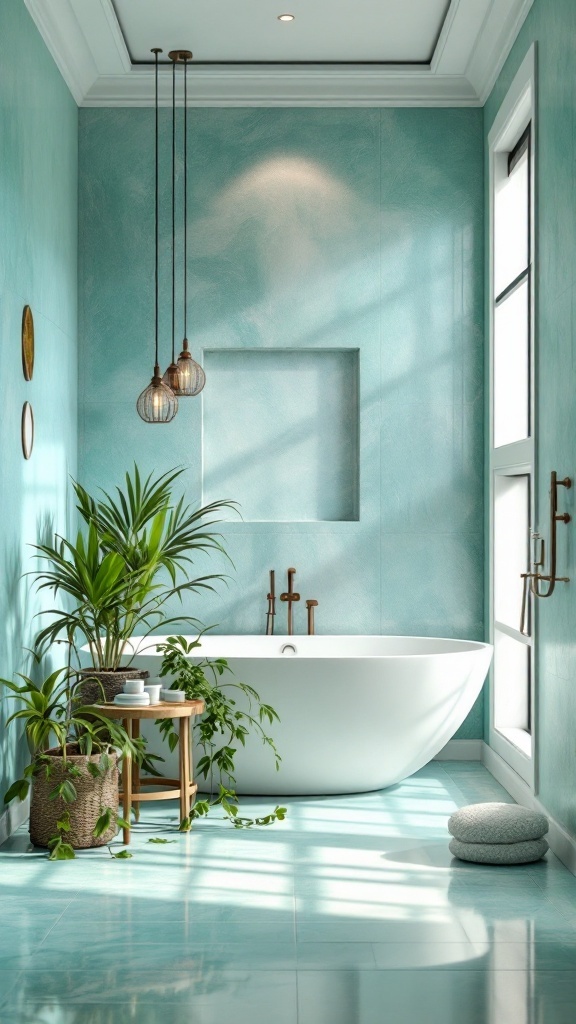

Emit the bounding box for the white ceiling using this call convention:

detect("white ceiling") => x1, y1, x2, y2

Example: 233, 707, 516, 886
25, 0, 534, 106
113, 0, 450, 64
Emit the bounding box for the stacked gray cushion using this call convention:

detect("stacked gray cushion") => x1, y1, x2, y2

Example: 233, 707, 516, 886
448, 802, 549, 865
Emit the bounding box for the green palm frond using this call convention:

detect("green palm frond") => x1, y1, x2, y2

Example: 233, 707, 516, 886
32, 465, 237, 669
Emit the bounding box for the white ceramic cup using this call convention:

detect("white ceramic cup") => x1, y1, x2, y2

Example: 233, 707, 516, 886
143, 683, 162, 703
123, 678, 145, 695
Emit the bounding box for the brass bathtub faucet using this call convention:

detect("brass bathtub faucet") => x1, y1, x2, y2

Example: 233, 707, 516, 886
280, 568, 300, 635
306, 599, 318, 636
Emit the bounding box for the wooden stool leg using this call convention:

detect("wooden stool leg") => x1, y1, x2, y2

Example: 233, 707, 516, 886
184, 717, 193, 812
122, 717, 133, 845
179, 716, 191, 821
132, 718, 141, 822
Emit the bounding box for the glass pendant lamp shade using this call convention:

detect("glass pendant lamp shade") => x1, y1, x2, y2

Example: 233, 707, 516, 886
162, 362, 180, 392
137, 364, 178, 423
175, 339, 206, 396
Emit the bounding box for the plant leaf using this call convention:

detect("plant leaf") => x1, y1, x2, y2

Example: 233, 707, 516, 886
93, 808, 113, 838
48, 839, 75, 861
3, 779, 30, 804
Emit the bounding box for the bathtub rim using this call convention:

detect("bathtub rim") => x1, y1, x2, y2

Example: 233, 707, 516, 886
120, 634, 493, 661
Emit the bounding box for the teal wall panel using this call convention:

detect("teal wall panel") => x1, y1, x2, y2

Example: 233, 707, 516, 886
485, 0, 576, 830
0, 1, 78, 807
79, 106, 484, 737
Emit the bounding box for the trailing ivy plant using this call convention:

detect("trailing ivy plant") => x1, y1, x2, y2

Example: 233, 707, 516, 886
157, 636, 286, 829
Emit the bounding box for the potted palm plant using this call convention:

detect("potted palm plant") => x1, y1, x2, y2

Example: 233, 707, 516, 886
2, 667, 146, 858
33, 467, 235, 703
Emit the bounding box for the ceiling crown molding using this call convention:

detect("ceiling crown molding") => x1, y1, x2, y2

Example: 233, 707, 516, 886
24, 0, 99, 105
25, 0, 535, 107
466, 0, 535, 103
82, 66, 479, 108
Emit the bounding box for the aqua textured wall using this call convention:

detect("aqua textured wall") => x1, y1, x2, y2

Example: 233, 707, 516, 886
485, 0, 576, 833
79, 106, 484, 737
0, 1, 78, 811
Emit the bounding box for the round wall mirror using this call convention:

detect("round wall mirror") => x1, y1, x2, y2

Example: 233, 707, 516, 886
21, 401, 34, 460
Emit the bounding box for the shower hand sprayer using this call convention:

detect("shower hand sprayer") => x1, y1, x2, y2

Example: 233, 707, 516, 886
520, 470, 571, 635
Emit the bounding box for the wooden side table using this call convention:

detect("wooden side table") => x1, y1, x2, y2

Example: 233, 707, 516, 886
94, 700, 204, 844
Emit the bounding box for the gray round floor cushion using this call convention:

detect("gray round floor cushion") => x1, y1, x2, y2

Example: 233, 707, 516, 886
448, 802, 549, 865
449, 837, 549, 865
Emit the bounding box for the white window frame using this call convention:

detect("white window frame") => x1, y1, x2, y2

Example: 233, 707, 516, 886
488, 44, 537, 789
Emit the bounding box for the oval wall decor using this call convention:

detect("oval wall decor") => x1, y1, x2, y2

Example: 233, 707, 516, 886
21, 402, 34, 460
22, 305, 35, 381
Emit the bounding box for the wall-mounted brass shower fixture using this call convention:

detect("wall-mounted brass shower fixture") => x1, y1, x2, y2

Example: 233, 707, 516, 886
280, 568, 300, 635
266, 569, 276, 635
520, 471, 571, 635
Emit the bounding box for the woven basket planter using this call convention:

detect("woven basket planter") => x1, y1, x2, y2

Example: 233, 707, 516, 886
30, 749, 120, 849
77, 667, 149, 705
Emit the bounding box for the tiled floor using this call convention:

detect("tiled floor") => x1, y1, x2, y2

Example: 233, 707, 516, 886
2, 762, 576, 1022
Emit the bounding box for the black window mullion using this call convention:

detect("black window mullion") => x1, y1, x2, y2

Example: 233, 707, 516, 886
495, 267, 530, 307
508, 124, 531, 174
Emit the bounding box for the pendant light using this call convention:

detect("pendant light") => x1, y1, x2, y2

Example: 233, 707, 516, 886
162, 56, 180, 393
173, 51, 206, 397
137, 48, 178, 424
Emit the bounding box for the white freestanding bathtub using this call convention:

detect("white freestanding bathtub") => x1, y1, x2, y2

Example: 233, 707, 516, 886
127, 634, 493, 795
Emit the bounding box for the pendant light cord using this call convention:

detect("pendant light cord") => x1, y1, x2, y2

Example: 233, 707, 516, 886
183, 56, 188, 341
171, 59, 176, 365
153, 48, 161, 368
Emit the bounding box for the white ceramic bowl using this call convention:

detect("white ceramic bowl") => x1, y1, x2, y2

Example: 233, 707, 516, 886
124, 678, 145, 695
143, 683, 162, 703
114, 692, 150, 706
160, 688, 186, 703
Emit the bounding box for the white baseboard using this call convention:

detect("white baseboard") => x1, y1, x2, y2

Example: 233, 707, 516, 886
482, 742, 576, 877
433, 739, 483, 761
0, 797, 29, 846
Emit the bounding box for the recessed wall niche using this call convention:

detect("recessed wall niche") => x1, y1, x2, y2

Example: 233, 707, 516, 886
202, 349, 359, 522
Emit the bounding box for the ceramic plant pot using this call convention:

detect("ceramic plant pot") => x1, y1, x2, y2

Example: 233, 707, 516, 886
29, 748, 119, 849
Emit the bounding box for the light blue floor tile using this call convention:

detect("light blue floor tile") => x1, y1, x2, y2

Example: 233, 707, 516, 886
52, 898, 295, 926
297, 916, 470, 943
0, 970, 21, 1010
10, 941, 298, 973
477, 941, 576, 970
3, 970, 298, 1023
297, 968, 576, 1024
371, 941, 489, 970
296, 942, 377, 970
38, 917, 296, 946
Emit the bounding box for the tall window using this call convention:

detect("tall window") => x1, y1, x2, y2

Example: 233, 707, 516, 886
494, 128, 531, 449
489, 48, 535, 786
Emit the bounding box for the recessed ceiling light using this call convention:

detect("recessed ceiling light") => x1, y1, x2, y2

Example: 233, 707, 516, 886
278, 14, 295, 21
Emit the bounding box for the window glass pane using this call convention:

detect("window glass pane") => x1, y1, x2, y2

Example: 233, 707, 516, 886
494, 148, 529, 296
493, 629, 530, 732
494, 280, 529, 447
494, 474, 529, 631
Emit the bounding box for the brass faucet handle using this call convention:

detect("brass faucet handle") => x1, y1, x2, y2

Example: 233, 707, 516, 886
305, 599, 318, 608
280, 592, 300, 602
